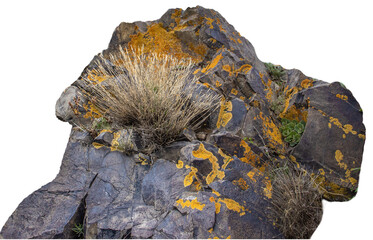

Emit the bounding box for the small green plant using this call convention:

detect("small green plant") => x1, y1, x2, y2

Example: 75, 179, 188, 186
270, 94, 285, 115
264, 62, 286, 82
92, 117, 111, 131
279, 118, 306, 147
72, 223, 84, 238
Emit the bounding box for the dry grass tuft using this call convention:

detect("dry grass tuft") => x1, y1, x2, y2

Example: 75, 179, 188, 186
80, 47, 220, 152
268, 162, 323, 239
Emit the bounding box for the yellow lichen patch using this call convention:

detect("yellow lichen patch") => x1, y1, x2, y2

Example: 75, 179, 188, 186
184, 166, 198, 187
222, 64, 232, 76
335, 150, 358, 186
82, 101, 103, 119
218, 149, 233, 170
215, 18, 227, 33
281, 105, 308, 122
92, 142, 104, 149
223, 63, 252, 77
258, 112, 285, 152
205, 17, 214, 29
171, 8, 182, 25
329, 117, 357, 135
193, 180, 202, 191
194, 69, 201, 75
319, 168, 326, 176
216, 80, 222, 87
280, 87, 299, 118
201, 50, 224, 74
208, 228, 213, 234
198, 82, 214, 90
259, 73, 273, 102
86, 70, 109, 85
193, 143, 225, 184
216, 98, 233, 129
336, 94, 348, 101
236, 64, 252, 75
263, 176, 272, 199
128, 23, 206, 62
232, 178, 249, 190
239, 140, 262, 169
209, 196, 222, 213
230, 88, 238, 95
239, 96, 245, 101
176, 198, 205, 211
247, 168, 261, 183
176, 160, 184, 169
110, 131, 121, 151
289, 155, 300, 168
358, 134, 366, 139
212, 189, 221, 196
300, 78, 314, 89
218, 198, 246, 215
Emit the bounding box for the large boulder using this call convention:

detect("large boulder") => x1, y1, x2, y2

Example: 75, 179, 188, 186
1, 6, 365, 239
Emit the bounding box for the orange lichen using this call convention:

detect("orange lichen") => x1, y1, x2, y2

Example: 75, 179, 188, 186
230, 88, 238, 95
258, 112, 284, 152
300, 79, 314, 89
193, 143, 225, 184
223, 64, 252, 77
239, 140, 262, 169
216, 98, 233, 129
358, 134, 366, 139
289, 155, 300, 168
176, 160, 184, 169
212, 189, 221, 196
336, 94, 348, 101
247, 168, 262, 183
209, 196, 222, 214
92, 142, 104, 149
263, 176, 272, 199
205, 17, 214, 29
176, 198, 205, 211
128, 23, 206, 62
219, 198, 246, 215
171, 8, 182, 25
82, 101, 103, 119
281, 105, 308, 122
218, 149, 233, 170
232, 178, 249, 190
201, 50, 224, 74
329, 117, 357, 135
335, 150, 357, 186
184, 166, 198, 187
280, 87, 299, 118
86, 70, 109, 85
110, 131, 121, 151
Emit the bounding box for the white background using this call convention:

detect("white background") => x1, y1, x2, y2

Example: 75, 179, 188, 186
0, 0, 372, 239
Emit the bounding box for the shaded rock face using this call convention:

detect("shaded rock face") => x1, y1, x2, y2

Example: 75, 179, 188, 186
1, 6, 365, 239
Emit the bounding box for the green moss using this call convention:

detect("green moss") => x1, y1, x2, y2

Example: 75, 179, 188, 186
264, 62, 286, 82
279, 118, 306, 147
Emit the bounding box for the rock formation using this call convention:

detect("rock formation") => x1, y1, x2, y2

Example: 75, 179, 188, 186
1, 6, 365, 239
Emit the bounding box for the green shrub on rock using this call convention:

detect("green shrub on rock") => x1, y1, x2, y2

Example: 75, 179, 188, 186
264, 62, 286, 81
279, 118, 306, 147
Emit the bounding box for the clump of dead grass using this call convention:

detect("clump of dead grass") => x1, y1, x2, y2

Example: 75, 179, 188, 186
268, 161, 323, 239
79, 47, 220, 153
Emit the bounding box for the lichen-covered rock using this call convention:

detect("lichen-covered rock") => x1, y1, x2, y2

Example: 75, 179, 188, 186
1, 5, 365, 239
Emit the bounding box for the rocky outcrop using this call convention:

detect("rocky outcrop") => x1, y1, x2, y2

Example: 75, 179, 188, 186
1, 6, 365, 239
